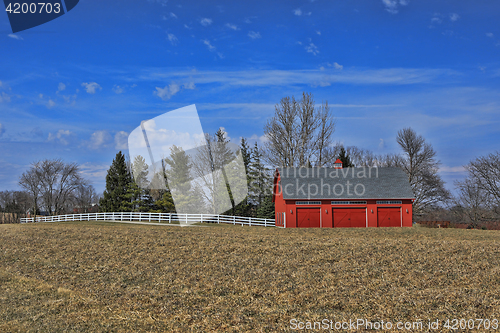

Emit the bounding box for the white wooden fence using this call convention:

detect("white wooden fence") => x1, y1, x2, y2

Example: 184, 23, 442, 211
20, 212, 276, 227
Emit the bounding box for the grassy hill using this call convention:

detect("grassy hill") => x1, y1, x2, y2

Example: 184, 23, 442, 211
1, 222, 499, 332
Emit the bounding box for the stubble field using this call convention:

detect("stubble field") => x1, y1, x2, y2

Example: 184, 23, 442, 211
1, 222, 500, 332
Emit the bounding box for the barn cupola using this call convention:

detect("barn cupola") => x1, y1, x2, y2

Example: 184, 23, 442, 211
333, 158, 343, 169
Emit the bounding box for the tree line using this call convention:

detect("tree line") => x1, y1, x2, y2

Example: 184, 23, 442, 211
98, 128, 275, 219
2, 159, 99, 223
263, 92, 499, 226
8, 91, 499, 226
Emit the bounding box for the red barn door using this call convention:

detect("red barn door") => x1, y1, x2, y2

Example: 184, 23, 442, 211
333, 208, 366, 228
296, 208, 320, 228
377, 208, 401, 227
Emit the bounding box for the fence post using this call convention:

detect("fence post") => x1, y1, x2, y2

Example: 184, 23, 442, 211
264, 218, 267, 227
233, 216, 235, 225
218, 215, 220, 224
201, 213, 203, 224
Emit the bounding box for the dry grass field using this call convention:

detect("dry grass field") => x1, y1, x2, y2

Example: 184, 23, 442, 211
1, 222, 500, 332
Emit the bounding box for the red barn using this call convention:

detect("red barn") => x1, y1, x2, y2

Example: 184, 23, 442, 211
273, 162, 414, 228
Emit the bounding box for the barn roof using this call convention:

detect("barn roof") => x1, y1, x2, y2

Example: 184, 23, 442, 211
276, 167, 415, 200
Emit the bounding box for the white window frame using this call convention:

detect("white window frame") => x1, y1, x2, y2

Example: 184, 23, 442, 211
331, 201, 367, 205
296, 201, 321, 205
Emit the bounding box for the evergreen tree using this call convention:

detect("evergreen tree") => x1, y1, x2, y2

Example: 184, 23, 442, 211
131, 155, 149, 189
248, 142, 273, 216
153, 190, 176, 213
130, 155, 154, 211
213, 128, 238, 215
149, 165, 176, 213
255, 195, 275, 219
240, 137, 252, 172
164, 145, 204, 213
233, 138, 252, 216
99, 151, 133, 212
338, 146, 354, 167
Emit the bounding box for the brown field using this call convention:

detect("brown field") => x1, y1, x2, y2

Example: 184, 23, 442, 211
1, 222, 500, 332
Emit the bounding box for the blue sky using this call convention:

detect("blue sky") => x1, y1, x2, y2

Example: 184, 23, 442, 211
1, 0, 499, 195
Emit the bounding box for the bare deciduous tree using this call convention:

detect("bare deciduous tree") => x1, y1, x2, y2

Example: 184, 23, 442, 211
0, 190, 31, 223
73, 183, 98, 213
19, 166, 43, 221
453, 178, 493, 227
393, 128, 450, 215
264, 92, 335, 167
466, 152, 500, 206
20, 159, 85, 216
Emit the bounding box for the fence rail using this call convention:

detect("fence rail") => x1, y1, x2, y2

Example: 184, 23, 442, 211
20, 212, 276, 227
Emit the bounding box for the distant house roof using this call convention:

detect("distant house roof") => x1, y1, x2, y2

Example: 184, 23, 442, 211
276, 167, 415, 200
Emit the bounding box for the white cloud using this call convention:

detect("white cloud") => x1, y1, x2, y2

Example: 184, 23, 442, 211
431, 16, 442, 24
378, 138, 385, 149
200, 18, 212, 26
333, 62, 343, 70
115, 131, 129, 149
8, 34, 23, 40
138, 67, 458, 87
48, 129, 73, 145
250, 134, 269, 143
382, 0, 409, 14
86, 130, 112, 150
486, 32, 494, 38
112, 85, 124, 94
154, 83, 181, 100
47, 99, 56, 108
439, 165, 466, 174
449, 13, 460, 22
294, 8, 302, 16
57, 82, 66, 92
0, 92, 10, 103
248, 31, 261, 39
305, 43, 319, 55
167, 33, 178, 45
316, 30, 321, 35
81, 82, 102, 94
184, 24, 192, 29
128, 118, 206, 159
202, 39, 216, 51
0, 123, 5, 137
61, 94, 77, 105
225, 23, 239, 31
162, 13, 176, 20
183, 81, 195, 90
78, 162, 110, 184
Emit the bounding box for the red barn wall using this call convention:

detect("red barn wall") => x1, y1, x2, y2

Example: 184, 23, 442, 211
274, 196, 413, 228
